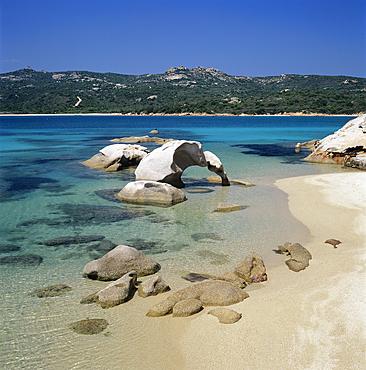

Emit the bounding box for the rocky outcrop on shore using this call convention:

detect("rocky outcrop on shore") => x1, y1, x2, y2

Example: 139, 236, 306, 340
303, 114, 366, 169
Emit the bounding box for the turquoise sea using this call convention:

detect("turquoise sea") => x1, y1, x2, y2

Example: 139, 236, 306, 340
0, 115, 357, 369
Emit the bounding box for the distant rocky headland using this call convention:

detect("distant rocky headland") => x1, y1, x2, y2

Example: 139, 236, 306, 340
0, 66, 365, 115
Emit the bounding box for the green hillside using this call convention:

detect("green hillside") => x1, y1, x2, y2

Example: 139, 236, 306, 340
1, 66, 365, 115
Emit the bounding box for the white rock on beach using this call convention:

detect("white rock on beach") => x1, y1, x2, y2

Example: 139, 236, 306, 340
304, 114, 366, 168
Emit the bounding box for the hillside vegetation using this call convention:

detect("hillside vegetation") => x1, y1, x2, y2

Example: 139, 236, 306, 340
1, 66, 365, 115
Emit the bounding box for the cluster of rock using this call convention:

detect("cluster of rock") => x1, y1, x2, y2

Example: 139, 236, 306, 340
303, 114, 366, 170
29, 240, 314, 332
83, 137, 231, 207
118, 140, 230, 207
78, 245, 269, 323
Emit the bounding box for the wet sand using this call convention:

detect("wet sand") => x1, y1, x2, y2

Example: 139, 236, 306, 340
178, 172, 366, 369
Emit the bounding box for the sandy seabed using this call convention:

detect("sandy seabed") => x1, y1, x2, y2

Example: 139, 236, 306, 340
174, 172, 366, 370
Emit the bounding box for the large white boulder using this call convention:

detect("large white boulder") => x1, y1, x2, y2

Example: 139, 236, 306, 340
117, 181, 186, 206
83, 144, 149, 171
203, 151, 230, 185
135, 140, 230, 187
304, 114, 366, 169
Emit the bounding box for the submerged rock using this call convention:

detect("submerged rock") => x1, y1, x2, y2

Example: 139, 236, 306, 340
196, 250, 230, 265
191, 233, 224, 242
208, 307, 242, 324
57, 204, 154, 224
83, 245, 160, 280
87, 240, 118, 258
30, 284, 72, 298
234, 253, 267, 283
230, 179, 255, 187
80, 293, 98, 304
0, 244, 21, 253
0, 254, 43, 266
43, 235, 105, 246
217, 202, 242, 212
182, 272, 215, 283
118, 181, 186, 206
68, 318, 109, 335
278, 242, 312, 272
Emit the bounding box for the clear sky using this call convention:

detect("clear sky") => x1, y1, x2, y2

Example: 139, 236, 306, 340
1, 0, 365, 77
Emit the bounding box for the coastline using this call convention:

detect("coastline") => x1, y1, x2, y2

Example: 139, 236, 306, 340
0, 112, 358, 117
177, 172, 366, 369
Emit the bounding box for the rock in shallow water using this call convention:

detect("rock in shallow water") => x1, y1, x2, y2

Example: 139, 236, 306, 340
68, 319, 109, 335
43, 235, 105, 246
217, 202, 242, 212
0, 254, 43, 266
83, 245, 160, 280
118, 181, 186, 206
30, 284, 72, 298
0, 244, 21, 253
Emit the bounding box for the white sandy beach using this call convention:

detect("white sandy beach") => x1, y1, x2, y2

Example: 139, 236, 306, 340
174, 171, 366, 369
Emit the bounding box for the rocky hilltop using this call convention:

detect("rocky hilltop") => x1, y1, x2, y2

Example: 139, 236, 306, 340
1, 66, 365, 114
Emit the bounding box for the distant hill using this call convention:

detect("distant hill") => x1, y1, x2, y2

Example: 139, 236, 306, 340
0, 66, 365, 115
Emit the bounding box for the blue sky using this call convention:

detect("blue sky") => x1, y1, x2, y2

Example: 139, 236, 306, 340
1, 0, 365, 77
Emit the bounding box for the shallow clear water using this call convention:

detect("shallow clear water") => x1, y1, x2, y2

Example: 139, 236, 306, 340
0, 115, 357, 369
